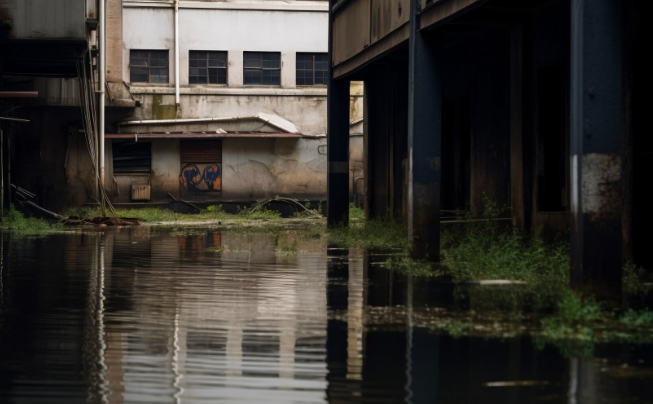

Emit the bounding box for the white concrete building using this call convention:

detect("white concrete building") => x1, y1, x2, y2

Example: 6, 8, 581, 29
104, 0, 334, 204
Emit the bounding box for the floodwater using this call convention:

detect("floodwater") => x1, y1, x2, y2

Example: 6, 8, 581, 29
1, 227, 652, 404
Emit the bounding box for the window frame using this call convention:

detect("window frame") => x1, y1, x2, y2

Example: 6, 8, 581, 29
243, 51, 282, 86
189, 50, 228, 85
295, 52, 328, 86
129, 50, 170, 84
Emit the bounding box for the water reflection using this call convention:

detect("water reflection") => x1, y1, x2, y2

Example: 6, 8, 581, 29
1, 228, 652, 403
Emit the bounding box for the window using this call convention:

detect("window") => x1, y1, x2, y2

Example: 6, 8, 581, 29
189, 51, 227, 84
296, 53, 328, 86
243, 52, 281, 85
130, 50, 169, 83
113, 142, 152, 173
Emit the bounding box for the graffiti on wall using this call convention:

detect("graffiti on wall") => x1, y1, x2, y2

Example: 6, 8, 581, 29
179, 163, 222, 192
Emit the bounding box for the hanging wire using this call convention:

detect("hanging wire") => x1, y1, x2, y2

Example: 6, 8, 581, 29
76, 53, 116, 217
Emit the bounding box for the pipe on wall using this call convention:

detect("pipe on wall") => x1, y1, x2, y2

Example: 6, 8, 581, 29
174, 0, 180, 106
99, 0, 106, 190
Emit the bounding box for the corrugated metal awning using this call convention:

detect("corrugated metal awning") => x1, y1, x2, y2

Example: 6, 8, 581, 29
106, 132, 305, 139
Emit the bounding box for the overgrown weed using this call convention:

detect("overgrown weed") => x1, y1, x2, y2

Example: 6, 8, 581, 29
326, 212, 407, 250
349, 203, 365, 220
1, 205, 62, 234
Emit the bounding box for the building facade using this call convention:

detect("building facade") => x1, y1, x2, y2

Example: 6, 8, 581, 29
2, 0, 364, 212
105, 0, 331, 204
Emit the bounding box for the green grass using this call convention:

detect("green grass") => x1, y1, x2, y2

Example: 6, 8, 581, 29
1, 205, 62, 234
326, 213, 408, 250
66, 203, 283, 223
349, 203, 365, 220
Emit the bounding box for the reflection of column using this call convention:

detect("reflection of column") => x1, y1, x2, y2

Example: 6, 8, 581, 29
279, 328, 296, 380
405, 274, 413, 403
172, 311, 187, 404
106, 332, 124, 404
569, 358, 598, 404
226, 326, 243, 378
83, 239, 109, 404
346, 251, 364, 380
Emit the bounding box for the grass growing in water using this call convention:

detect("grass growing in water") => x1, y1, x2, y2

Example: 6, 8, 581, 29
1, 205, 62, 234
327, 213, 407, 250
66, 203, 284, 223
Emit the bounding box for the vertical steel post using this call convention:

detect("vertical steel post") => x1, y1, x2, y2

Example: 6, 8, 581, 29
407, 0, 442, 260
570, 0, 624, 300
1, 128, 3, 220
326, 1, 350, 227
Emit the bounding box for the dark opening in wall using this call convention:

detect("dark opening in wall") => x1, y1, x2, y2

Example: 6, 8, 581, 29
113, 141, 152, 173
442, 96, 471, 211
536, 65, 567, 212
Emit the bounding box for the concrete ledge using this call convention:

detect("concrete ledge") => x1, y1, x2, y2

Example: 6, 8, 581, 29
128, 85, 328, 97
124, 1, 328, 12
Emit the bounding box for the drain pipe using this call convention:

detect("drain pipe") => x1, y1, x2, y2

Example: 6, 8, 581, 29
174, 0, 180, 107
99, 0, 106, 193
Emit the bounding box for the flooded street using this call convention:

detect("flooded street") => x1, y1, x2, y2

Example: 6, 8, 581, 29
1, 227, 652, 404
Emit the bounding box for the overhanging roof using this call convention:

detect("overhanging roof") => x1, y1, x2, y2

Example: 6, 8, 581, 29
106, 132, 305, 139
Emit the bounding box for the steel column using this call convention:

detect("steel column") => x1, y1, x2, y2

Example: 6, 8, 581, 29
327, 2, 350, 227
407, 0, 442, 260
570, 0, 624, 300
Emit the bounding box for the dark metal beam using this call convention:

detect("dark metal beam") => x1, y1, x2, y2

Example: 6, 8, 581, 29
570, 0, 624, 300
407, 0, 442, 260
327, 1, 351, 227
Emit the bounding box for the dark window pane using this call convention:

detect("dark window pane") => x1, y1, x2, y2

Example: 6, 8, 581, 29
244, 52, 279, 85
295, 53, 327, 86
217, 70, 227, 84
131, 67, 148, 83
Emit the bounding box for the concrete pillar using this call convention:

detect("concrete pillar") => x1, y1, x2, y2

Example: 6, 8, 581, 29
327, 77, 350, 227
106, 0, 124, 100
570, 0, 624, 300
407, 0, 442, 260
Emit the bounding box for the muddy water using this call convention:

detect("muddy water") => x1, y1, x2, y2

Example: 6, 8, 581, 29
1, 227, 652, 404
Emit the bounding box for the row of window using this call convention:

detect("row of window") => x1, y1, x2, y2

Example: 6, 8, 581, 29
129, 50, 328, 86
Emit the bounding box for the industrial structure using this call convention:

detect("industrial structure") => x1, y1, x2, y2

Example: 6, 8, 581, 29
1, 0, 364, 213
326, 0, 648, 298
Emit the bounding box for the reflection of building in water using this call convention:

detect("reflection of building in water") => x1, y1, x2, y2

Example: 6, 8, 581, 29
98, 229, 328, 403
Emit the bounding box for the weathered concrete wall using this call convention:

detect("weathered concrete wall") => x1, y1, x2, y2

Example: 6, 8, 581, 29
221, 138, 326, 200
122, 4, 328, 88
107, 0, 128, 99
108, 137, 327, 203
120, 93, 328, 136
349, 82, 364, 199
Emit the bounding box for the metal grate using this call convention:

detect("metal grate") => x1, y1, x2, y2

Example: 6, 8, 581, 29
180, 139, 222, 163
113, 142, 152, 173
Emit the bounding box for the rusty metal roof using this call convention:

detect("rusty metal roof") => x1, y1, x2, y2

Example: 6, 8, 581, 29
106, 132, 305, 139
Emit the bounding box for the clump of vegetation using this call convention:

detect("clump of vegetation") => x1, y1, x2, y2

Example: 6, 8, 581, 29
1, 205, 62, 234
540, 292, 602, 339
441, 195, 569, 297
206, 246, 223, 253
67, 202, 285, 223
276, 239, 299, 257
326, 212, 407, 250
349, 203, 365, 220
620, 308, 653, 327
382, 250, 442, 277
